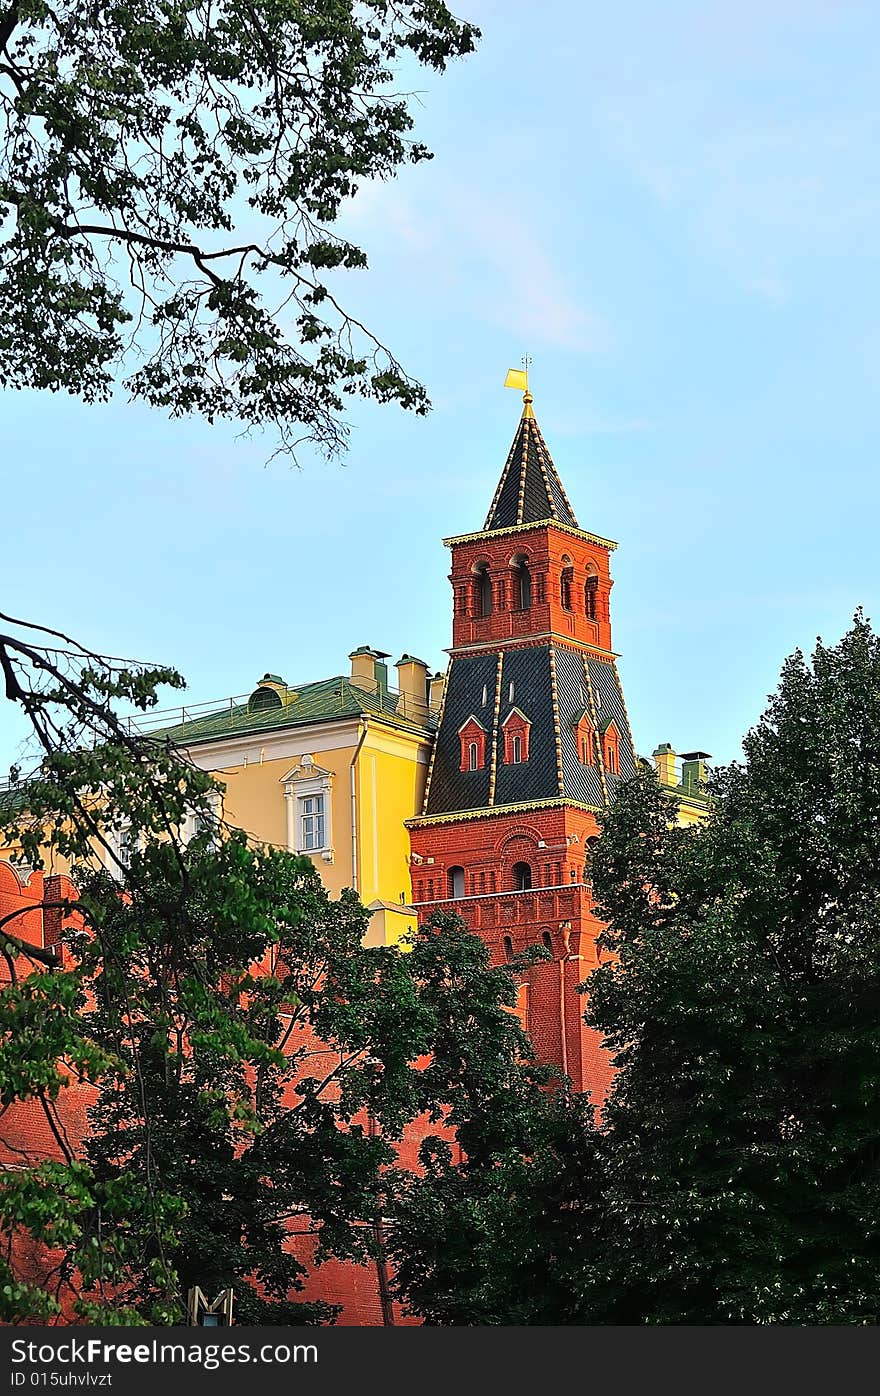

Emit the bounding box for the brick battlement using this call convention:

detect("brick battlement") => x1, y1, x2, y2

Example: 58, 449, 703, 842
415, 882, 593, 939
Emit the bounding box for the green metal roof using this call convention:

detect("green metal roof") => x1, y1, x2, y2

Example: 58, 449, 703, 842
0, 781, 27, 816
149, 675, 433, 748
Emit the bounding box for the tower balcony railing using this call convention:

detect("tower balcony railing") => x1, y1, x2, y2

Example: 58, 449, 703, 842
412, 881, 594, 931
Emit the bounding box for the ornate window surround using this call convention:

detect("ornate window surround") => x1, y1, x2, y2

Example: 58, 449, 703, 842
281, 757, 334, 862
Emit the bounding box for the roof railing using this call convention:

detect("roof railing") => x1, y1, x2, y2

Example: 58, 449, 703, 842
122, 675, 430, 738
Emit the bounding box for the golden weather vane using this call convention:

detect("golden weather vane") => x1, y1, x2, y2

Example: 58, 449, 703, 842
503, 355, 534, 417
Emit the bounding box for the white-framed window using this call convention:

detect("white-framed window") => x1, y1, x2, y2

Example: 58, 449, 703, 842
181, 788, 223, 848
105, 820, 139, 881
301, 792, 325, 851
283, 763, 333, 859
468, 741, 479, 771
511, 734, 522, 764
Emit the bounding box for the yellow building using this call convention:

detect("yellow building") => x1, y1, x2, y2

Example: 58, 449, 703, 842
150, 647, 438, 946
650, 744, 712, 826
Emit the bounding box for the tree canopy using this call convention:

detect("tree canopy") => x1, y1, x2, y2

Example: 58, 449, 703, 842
0, 0, 478, 459
589, 612, 880, 1323
7, 611, 880, 1324
389, 613, 880, 1325
0, 612, 544, 1324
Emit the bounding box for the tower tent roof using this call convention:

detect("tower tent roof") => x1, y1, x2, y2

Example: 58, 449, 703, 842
483, 399, 579, 532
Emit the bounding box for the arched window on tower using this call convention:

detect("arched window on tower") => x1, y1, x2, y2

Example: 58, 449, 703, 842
448, 866, 465, 899
584, 835, 598, 877
585, 572, 598, 621
512, 861, 532, 891
503, 935, 514, 961
511, 554, 531, 611
560, 558, 574, 611
474, 563, 492, 618
541, 930, 553, 953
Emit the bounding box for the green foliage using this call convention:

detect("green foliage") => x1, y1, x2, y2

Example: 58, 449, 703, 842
390, 614, 880, 1326
76, 838, 428, 1324
1, 615, 580, 1325
386, 916, 611, 1325
0, 0, 478, 458
589, 612, 880, 1323
389, 1080, 609, 1325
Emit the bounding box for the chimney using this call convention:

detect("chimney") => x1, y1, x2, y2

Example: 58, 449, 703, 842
652, 743, 677, 787
395, 654, 429, 722
429, 670, 446, 714
680, 751, 711, 797
349, 646, 391, 699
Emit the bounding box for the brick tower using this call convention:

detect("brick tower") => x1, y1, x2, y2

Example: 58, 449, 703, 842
407, 386, 638, 1098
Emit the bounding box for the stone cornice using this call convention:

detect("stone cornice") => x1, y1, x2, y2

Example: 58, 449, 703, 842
443, 519, 617, 551
406, 797, 601, 829
446, 633, 620, 660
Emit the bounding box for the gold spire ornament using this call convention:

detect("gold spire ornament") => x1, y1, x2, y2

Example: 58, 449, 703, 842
504, 357, 534, 418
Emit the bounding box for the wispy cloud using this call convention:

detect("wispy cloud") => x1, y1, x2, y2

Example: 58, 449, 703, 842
341, 176, 604, 351
591, 4, 880, 300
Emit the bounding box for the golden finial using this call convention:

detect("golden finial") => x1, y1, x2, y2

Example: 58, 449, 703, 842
503, 356, 534, 418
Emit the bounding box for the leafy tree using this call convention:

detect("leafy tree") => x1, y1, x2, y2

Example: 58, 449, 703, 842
72, 838, 441, 1324
385, 919, 612, 1325
0, 612, 562, 1324
389, 1073, 609, 1325
0, 0, 477, 459
589, 612, 880, 1323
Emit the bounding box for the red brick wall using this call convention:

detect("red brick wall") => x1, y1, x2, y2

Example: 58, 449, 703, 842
410, 805, 614, 1099
0, 861, 431, 1326
449, 523, 614, 655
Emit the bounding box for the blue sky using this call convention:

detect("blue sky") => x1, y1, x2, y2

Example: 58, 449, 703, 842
3, 0, 880, 774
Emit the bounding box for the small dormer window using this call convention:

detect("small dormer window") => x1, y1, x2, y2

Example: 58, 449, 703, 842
574, 711, 596, 766
459, 716, 487, 771
603, 722, 621, 776
249, 687, 282, 712
502, 708, 531, 765
248, 673, 288, 713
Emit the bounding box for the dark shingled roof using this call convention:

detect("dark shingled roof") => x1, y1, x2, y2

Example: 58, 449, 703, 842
586, 656, 638, 790
492, 648, 560, 808
554, 646, 606, 808
483, 410, 579, 531
423, 642, 637, 817
424, 653, 498, 815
